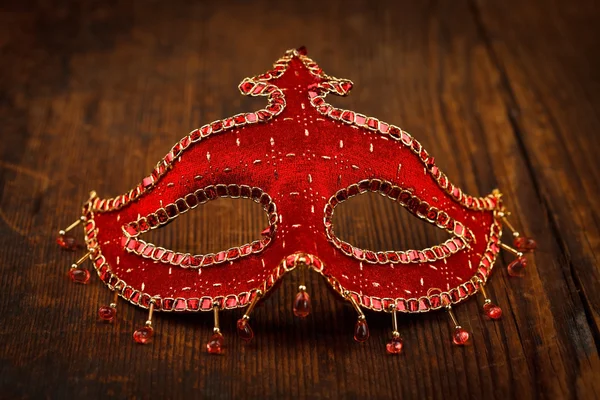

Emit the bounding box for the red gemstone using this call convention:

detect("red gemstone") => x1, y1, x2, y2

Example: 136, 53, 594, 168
340, 81, 353, 93
353, 319, 369, 342
452, 327, 470, 345
68, 268, 90, 284
98, 305, 116, 322
56, 234, 77, 251
514, 236, 537, 252
133, 325, 154, 344
297, 46, 308, 55
240, 81, 254, 93
293, 290, 311, 318
206, 332, 224, 354
386, 336, 403, 354
483, 302, 502, 320
237, 318, 254, 342
507, 257, 527, 277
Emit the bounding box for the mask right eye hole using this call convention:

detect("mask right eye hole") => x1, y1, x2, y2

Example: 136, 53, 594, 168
324, 180, 472, 264
332, 192, 451, 250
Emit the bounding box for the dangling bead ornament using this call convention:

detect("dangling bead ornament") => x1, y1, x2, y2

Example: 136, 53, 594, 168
444, 300, 470, 346
133, 299, 155, 344
236, 290, 263, 343
498, 211, 537, 252
293, 285, 311, 318
68, 251, 91, 284
98, 291, 119, 322
473, 277, 502, 320
386, 304, 403, 354
354, 317, 369, 342
500, 242, 527, 277
57, 217, 84, 251
206, 304, 224, 355
344, 291, 369, 342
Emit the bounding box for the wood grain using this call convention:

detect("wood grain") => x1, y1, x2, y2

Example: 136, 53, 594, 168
0, 0, 598, 398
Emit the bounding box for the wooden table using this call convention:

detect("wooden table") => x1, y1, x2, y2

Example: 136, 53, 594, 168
1, 1, 598, 398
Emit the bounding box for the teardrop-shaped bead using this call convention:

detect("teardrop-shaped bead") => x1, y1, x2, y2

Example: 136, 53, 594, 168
68, 268, 90, 284
98, 305, 116, 322
452, 327, 470, 345
293, 290, 311, 318
514, 236, 537, 252
56, 234, 78, 251
386, 336, 403, 354
483, 302, 502, 320
206, 332, 224, 354
133, 326, 154, 344
236, 318, 254, 342
353, 319, 369, 342
507, 256, 527, 277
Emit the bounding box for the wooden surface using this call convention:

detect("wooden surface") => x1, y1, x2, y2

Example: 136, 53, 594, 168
1, 0, 599, 399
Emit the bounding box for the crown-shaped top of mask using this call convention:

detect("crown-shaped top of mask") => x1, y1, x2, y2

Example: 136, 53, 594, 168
58, 47, 536, 350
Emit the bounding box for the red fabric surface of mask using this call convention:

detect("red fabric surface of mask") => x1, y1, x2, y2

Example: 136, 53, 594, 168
89, 53, 500, 311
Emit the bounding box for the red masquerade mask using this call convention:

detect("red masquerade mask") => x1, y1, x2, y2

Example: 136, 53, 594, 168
57, 48, 536, 353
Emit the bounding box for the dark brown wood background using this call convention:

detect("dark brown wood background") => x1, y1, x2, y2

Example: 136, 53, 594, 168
1, 0, 599, 399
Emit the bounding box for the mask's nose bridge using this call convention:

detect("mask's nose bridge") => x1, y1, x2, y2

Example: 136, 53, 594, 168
283, 252, 369, 332
234, 251, 378, 346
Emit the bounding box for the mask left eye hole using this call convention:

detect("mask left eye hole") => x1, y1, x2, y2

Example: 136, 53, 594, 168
121, 184, 278, 268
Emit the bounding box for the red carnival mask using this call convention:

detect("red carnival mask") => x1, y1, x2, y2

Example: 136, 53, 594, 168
57, 48, 536, 353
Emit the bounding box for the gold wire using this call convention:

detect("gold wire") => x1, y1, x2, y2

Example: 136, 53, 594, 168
71, 252, 91, 268
243, 290, 263, 319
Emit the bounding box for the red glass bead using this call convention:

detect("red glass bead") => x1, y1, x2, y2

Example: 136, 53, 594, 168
236, 318, 254, 342
206, 332, 224, 354
386, 336, 403, 354
98, 305, 116, 322
452, 327, 470, 345
68, 268, 90, 284
133, 325, 154, 344
483, 302, 502, 320
293, 289, 311, 318
514, 236, 537, 252
56, 234, 77, 251
353, 319, 369, 342
507, 256, 527, 277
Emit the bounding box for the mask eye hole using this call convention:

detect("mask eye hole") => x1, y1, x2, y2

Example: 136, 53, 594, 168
122, 184, 278, 268
324, 179, 472, 264
333, 193, 450, 250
